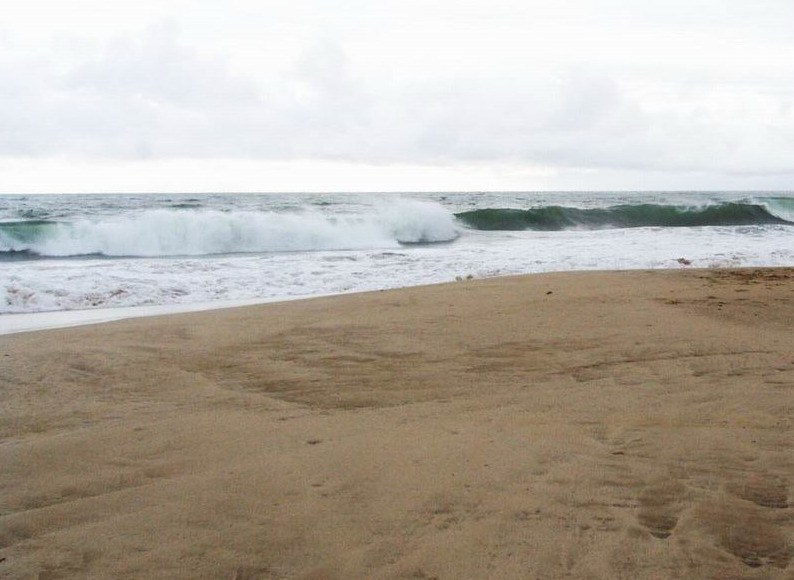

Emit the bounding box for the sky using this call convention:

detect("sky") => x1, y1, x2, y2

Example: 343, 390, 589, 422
1, 0, 793, 193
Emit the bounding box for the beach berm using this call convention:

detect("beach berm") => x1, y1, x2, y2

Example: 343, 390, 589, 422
1, 269, 792, 578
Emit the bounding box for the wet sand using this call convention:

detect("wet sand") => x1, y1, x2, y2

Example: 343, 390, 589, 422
1, 269, 792, 579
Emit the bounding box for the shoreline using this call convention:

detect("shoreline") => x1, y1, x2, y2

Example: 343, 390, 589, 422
0, 294, 332, 336
1, 268, 792, 578
3, 265, 790, 336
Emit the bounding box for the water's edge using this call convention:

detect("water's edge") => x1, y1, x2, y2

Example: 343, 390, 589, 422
0, 294, 329, 336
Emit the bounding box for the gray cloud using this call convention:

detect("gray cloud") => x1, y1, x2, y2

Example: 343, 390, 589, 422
64, 23, 260, 107
1, 17, 793, 180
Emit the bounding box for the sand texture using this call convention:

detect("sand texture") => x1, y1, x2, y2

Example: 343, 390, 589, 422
1, 268, 793, 579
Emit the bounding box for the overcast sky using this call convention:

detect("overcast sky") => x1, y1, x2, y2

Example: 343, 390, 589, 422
2, 0, 793, 192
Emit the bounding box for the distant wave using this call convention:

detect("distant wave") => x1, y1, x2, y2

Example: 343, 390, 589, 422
0, 201, 459, 259
454, 201, 794, 231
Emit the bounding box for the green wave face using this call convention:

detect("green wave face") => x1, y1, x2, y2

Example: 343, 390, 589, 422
762, 197, 794, 222
454, 203, 793, 231
0, 220, 59, 243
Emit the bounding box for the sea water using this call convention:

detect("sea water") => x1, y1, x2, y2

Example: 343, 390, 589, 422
1, 191, 793, 332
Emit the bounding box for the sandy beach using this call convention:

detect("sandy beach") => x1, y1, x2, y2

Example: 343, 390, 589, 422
1, 268, 792, 579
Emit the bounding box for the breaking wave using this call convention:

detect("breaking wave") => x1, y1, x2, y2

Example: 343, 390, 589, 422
0, 201, 459, 259
454, 201, 794, 231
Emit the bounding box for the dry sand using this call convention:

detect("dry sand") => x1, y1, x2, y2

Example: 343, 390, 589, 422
1, 268, 792, 579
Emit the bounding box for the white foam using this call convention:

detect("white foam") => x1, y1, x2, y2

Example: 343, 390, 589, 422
382, 200, 460, 242
3, 224, 792, 322
0, 200, 459, 257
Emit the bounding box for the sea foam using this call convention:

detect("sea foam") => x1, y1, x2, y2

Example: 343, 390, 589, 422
0, 200, 459, 258
1, 192, 793, 319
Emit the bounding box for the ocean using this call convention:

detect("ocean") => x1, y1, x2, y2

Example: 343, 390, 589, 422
1, 191, 793, 330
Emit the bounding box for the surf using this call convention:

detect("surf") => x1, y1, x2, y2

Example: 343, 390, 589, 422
454, 201, 793, 231
0, 200, 459, 259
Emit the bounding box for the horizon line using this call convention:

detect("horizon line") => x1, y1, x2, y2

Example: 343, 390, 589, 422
2, 189, 794, 196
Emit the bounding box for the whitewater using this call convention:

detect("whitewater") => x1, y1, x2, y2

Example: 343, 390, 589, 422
1, 191, 793, 331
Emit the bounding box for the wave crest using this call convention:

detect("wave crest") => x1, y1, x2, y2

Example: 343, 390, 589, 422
454, 202, 793, 231
0, 201, 459, 258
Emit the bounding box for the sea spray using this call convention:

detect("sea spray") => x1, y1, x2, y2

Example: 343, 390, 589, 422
379, 199, 460, 243
0, 200, 459, 258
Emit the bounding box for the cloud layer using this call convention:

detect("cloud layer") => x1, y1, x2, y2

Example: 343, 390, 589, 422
2, 0, 794, 190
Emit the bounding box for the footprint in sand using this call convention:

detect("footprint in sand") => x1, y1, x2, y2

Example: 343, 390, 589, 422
726, 472, 789, 509
636, 480, 688, 539
695, 498, 791, 569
